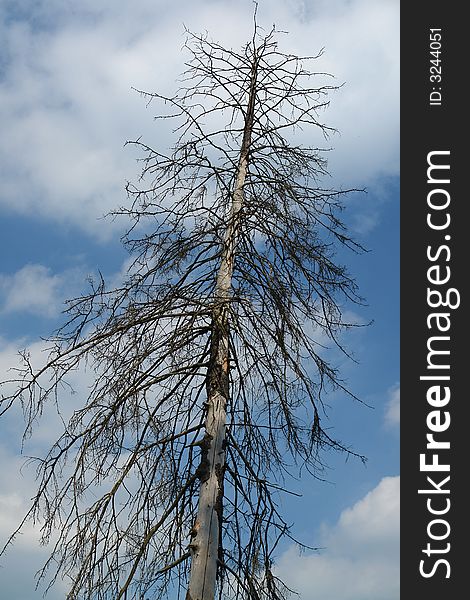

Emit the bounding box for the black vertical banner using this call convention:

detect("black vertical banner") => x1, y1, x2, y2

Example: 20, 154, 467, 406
401, 4, 465, 599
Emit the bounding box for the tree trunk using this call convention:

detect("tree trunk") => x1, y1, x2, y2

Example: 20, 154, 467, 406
186, 52, 258, 600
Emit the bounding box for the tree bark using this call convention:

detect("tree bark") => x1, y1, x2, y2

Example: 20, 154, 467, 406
186, 52, 258, 600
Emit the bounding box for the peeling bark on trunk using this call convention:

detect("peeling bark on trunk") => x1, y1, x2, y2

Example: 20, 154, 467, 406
186, 52, 258, 600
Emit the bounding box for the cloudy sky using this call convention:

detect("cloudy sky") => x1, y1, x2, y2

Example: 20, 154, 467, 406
0, 1, 399, 598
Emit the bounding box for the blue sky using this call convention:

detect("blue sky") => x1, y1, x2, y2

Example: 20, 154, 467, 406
0, 1, 399, 598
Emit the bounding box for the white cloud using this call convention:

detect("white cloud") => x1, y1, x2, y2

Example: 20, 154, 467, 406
0, 0, 398, 239
275, 476, 400, 600
384, 384, 400, 428
0, 465, 39, 549
0, 263, 93, 319
0, 336, 96, 598
0, 445, 67, 600
0, 333, 98, 454
0, 264, 63, 317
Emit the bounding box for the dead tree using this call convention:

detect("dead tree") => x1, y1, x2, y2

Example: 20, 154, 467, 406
0, 20, 365, 600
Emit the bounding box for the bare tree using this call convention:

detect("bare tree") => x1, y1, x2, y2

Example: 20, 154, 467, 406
1, 17, 365, 600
